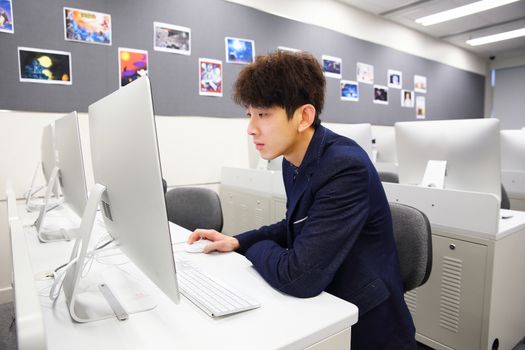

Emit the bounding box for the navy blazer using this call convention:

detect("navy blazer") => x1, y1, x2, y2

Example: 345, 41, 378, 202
236, 126, 415, 350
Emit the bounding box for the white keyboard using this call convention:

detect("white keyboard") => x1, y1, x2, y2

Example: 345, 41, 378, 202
175, 259, 260, 317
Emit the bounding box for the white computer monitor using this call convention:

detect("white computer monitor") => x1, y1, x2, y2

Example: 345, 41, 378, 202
55, 112, 88, 216
500, 129, 525, 171
62, 76, 179, 322
41, 124, 57, 184
396, 118, 501, 200
35, 112, 89, 242
26, 124, 60, 210
371, 125, 397, 163
323, 122, 373, 160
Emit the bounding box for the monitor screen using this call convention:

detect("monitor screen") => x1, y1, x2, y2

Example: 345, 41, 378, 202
54, 111, 88, 217
500, 129, 525, 171
323, 122, 373, 160
88, 76, 179, 304
396, 118, 501, 200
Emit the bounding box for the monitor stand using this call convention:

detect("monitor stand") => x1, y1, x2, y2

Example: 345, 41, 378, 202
61, 183, 157, 323
34, 167, 75, 243
26, 162, 63, 212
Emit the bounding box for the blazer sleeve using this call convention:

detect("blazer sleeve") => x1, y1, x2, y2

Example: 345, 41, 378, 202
235, 219, 288, 255
244, 156, 370, 297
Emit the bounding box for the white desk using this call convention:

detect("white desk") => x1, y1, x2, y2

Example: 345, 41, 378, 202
7, 189, 358, 350
383, 183, 525, 350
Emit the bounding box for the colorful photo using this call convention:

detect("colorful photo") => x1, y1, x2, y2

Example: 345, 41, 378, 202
119, 48, 148, 87
373, 85, 388, 105
388, 69, 402, 89
322, 55, 342, 79
64, 7, 111, 45
401, 90, 414, 108
416, 96, 426, 119
199, 58, 222, 97
18, 47, 72, 85
153, 22, 190, 55
341, 80, 359, 102
225, 37, 254, 64
0, 0, 13, 33
414, 75, 427, 93
357, 62, 374, 84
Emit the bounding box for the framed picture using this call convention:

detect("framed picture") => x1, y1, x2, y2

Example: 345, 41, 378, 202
63, 7, 111, 45
401, 90, 414, 108
0, 0, 14, 33
416, 96, 426, 119
277, 46, 301, 53
322, 55, 342, 79
373, 85, 388, 105
153, 22, 190, 55
414, 75, 427, 93
388, 69, 402, 89
225, 37, 255, 64
340, 80, 359, 102
357, 62, 374, 84
199, 58, 223, 97
18, 47, 72, 85
119, 48, 148, 87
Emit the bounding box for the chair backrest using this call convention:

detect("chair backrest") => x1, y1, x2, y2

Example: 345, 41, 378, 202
165, 187, 223, 232
379, 171, 399, 183
501, 184, 510, 210
389, 202, 432, 292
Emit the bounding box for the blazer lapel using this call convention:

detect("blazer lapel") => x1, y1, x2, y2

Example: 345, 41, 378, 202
285, 126, 328, 221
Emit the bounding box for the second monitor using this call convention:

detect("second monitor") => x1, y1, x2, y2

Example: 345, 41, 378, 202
395, 118, 501, 201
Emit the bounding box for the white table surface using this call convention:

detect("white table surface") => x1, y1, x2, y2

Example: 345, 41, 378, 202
9, 199, 358, 350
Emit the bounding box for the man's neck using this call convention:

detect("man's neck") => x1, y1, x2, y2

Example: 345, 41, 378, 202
284, 127, 315, 167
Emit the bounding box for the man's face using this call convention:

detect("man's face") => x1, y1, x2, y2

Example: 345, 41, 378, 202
246, 105, 301, 161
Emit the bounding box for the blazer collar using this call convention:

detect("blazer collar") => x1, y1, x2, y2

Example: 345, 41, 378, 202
284, 125, 328, 217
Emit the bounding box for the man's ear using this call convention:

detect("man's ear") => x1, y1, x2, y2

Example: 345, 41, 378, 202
297, 104, 316, 132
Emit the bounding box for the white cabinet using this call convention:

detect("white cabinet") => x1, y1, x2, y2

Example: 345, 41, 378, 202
409, 233, 488, 350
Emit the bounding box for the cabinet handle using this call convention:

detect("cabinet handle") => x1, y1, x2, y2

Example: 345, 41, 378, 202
449, 243, 456, 250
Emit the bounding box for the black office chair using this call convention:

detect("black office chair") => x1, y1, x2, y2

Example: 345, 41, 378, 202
378, 171, 399, 183
165, 187, 223, 232
389, 202, 432, 292
501, 184, 510, 210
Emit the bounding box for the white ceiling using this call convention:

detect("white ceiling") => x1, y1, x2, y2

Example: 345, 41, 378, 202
336, 0, 525, 59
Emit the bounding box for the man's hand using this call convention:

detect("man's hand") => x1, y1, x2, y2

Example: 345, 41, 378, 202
187, 229, 240, 254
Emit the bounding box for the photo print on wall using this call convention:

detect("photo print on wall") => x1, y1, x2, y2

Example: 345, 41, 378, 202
388, 69, 402, 89
401, 90, 414, 108
199, 58, 223, 97
0, 0, 14, 33
18, 47, 72, 85
356, 62, 374, 84
340, 80, 359, 101
119, 48, 148, 87
373, 85, 388, 105
63, 7, 111, 45
322, 55, 342, 79
225, 37, 255, 64
414, 75, 427, 93
153, 22, 190, 55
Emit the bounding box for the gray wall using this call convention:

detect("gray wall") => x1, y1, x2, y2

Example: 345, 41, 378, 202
493, 65, 525, 129
0, 0, 485, 125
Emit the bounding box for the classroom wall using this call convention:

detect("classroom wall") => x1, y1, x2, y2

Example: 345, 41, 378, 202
492, 65, 525, 129
0, 0, 485, 124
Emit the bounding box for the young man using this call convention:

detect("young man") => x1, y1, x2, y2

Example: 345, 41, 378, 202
187, 51, 416, 349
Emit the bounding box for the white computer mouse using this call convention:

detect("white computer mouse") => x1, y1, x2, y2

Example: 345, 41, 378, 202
184, 239, 212, 253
